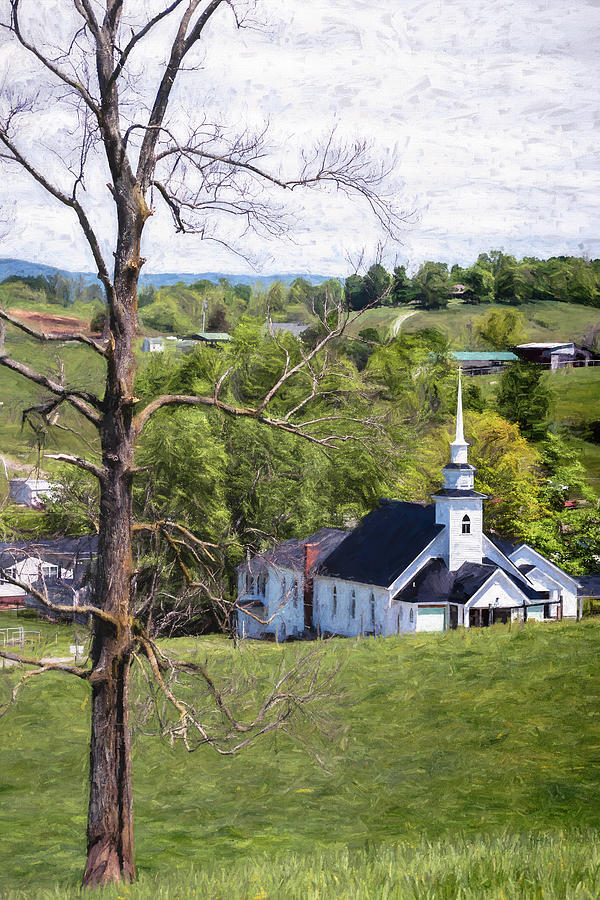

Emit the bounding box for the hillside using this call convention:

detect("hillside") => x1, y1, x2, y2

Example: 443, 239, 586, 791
0, 619, 599, 897
0, 257, 337, 290
352, 299, 600, 346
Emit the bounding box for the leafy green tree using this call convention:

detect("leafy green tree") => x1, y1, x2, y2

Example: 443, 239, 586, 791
90, 306, 107, 333
345, 273, 368, 310
412, 262, 450, 309
538, 432, 596, 508
233, 283, 252, 303
462, 263, 494, 303
467, 411, 549, 539
475, 308, 525, 349
137, 284, 157, 307
496, 362, 551, 439
363, 263, 391, 305
390, 265, 416, 305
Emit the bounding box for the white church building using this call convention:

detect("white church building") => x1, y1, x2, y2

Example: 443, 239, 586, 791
236, 374, 580, 640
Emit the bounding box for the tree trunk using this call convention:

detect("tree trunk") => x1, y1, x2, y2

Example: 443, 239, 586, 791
83, 469, 136, 886
83, 191, 145, 884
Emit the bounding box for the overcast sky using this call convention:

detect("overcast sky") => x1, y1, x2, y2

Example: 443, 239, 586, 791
1, 0, 599, 275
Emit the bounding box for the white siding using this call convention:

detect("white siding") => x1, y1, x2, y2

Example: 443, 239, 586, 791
509, 546, 579, 618
434, 497, 483, 570
313, 577, 391, 636
237, 564, 305, 640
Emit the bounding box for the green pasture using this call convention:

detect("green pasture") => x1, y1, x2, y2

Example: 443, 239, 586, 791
403, 300, 600, 348
1, 620, 599, 896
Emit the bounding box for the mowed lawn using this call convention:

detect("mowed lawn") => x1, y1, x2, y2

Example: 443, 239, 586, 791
1, 620, 600, 897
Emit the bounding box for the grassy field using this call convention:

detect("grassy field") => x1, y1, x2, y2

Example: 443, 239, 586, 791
403, 300, 600, 348
1, 619, 599, 897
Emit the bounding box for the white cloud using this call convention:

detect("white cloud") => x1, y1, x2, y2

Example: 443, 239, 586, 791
0, 0, 598, 274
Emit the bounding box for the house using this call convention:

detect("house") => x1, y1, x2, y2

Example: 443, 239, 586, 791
141, 336, 165, 353
266, 322, 310, 338
515, 342, 591, 369
8, 478, 55, 509
182, 331, 231, 345
237, 374, 580, 639
0, 535, 97, 616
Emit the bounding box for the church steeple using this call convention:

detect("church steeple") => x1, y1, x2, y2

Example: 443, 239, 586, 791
450, 368, 468, 464
432, 368, 486, 570
442, 369, 474, 489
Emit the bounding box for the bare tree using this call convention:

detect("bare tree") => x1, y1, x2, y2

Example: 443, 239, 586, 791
0, 1, 404, 888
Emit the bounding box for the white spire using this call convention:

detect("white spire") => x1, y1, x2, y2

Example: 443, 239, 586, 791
455, 367, 465, 445
450, 367, 468, 465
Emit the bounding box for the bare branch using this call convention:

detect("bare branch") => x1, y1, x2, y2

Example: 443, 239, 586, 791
0, 307, 107, 357
8, 0, 100, 117
45, 453, 104, 481
0, 130, 113, 300
0, 354, 101, 426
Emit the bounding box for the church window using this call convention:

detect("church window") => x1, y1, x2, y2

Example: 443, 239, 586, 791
351, 589, 356, 619
409, 608, 414, 623
292, 579, 298, 607
462, 515, 471, 534
332, 585, 337, 617
370, 592, 375, 625
257, 573, 266, 598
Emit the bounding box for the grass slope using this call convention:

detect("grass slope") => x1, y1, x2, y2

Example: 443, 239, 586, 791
402, 300, 600, 347
0, 619, 599, 896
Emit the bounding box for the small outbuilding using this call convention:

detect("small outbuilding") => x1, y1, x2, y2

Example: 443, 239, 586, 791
141, 336, 165, 353
8, 478, 55, 509
515, 342, 591, 369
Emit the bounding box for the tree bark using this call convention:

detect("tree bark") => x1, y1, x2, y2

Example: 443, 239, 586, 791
83, 185, 145, 885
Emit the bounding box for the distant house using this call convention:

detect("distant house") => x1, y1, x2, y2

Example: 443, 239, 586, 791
0, 535, 97, 616
182, 332, 231, 345
515, 342, 591, 369
142, 336, 165, 353
237, 374, 581, 640
267, 322, 310, 338
452, 351, 518, 374
8, 478, 55, 509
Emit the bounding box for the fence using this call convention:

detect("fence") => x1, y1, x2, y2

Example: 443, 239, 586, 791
0, 626, 41, 647
464, 359, 600, 376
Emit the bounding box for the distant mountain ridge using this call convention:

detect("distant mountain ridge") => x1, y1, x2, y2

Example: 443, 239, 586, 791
0, 258, 337, 289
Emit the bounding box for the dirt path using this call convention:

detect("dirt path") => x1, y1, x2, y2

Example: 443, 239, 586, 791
391, 310, 416, 337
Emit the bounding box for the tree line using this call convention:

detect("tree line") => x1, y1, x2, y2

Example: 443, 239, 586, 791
345, 251, 600, 310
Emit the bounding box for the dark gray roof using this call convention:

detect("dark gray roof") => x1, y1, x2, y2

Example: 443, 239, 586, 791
579, 576, 600, 598
240, 528, 348, 575
0, 535, 98, 567
487, 534, 518, 558
393, 557, 548, 606
318, 500, 443, 588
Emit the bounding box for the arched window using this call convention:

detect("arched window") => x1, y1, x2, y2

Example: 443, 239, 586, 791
332, 585, 337, 617
462, 514, 471, 535
257, 573, 266, 598
292, 579, 298, 608
370, 592, 375, 625
409, 608, 414, 623
351, 589, 356, 619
